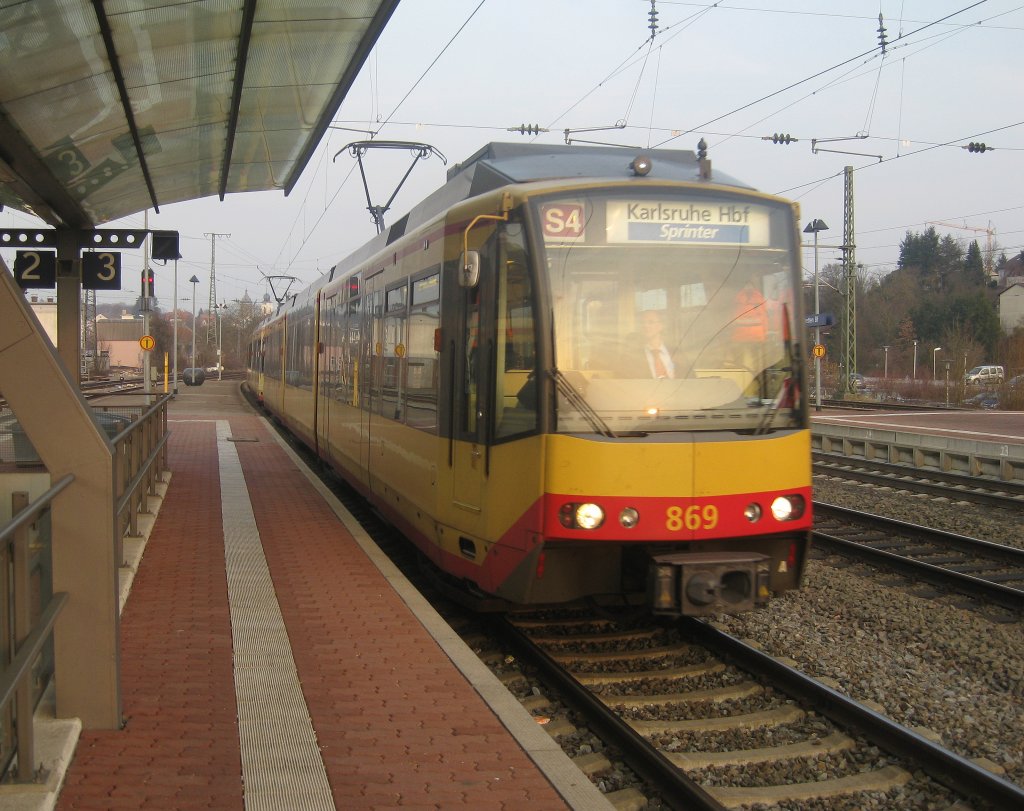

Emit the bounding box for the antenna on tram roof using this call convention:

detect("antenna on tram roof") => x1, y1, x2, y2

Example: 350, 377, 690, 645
333, 141, 447, 234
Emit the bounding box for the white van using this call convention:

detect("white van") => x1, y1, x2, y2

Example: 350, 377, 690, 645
964, 365, 1004, 385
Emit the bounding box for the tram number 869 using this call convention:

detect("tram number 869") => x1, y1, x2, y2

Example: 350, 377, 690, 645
665, 504, 719, 532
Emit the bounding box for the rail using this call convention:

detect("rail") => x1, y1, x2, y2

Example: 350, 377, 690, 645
0, 475, 72, 782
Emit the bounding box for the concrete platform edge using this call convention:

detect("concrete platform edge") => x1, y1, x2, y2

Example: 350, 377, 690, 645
263, 421, 616, 811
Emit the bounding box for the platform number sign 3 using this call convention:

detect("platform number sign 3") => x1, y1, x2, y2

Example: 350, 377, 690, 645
82, 252, 121, 290
13, 250, 57, 289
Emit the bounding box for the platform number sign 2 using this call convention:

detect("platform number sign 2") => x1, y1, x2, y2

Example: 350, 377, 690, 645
13, 250, 57, 289
82, 251, 121, 290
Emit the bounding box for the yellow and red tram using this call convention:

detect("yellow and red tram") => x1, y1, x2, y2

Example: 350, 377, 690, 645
247, 142, 811, 615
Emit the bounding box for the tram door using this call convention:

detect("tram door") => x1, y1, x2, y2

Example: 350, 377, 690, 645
450, 241, 496, 518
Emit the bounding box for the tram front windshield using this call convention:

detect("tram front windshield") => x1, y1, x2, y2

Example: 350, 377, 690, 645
534, 191, 802, 434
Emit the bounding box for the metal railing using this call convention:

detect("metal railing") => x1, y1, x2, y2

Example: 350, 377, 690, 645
0, 476, 72, 782
111, 396, 171, 558
0, 394, 171, 783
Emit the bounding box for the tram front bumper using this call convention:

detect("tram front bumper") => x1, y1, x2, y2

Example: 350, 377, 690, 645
647, 551, 771, 616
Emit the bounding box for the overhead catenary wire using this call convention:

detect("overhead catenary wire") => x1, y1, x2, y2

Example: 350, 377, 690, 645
191, 0, 1017, 299
273, 0, 490, 274
650, 0, 991, 148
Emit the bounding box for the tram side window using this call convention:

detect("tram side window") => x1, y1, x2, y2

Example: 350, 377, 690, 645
286, 313, 307, 387
341, 297, 360, 405
364, 290, 383, 414
461, 283, 481, 435
382, 284, 407, 421
407, 270, 440, 432
265, 327, 283, 381
495, 228, 537, 439
321, 296, 339, 399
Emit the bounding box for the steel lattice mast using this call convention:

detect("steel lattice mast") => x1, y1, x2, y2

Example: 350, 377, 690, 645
841, 165, 856, 393
205, 232, 229, 346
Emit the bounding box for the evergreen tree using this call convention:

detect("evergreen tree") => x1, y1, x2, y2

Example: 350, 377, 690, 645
964, 241, 986, 286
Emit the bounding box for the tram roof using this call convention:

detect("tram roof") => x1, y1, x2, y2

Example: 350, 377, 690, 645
448, 142, 752, 193
0, 0, 400, 229
339, 142, 756, 268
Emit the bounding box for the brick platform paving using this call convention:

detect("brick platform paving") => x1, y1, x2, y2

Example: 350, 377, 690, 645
53, 398, 596, 810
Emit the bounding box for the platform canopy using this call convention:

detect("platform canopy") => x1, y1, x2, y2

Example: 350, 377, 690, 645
0, 0, 400, 229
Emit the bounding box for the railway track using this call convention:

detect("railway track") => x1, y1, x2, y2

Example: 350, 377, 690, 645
264, 400, 1024, 808
813, 502, 1024, 612
485, 609, 1024, 810
812, 451, 1024, 509
818, 398, 952, 412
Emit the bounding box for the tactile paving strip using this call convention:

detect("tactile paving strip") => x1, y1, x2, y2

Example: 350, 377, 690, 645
217, 421, 334, 811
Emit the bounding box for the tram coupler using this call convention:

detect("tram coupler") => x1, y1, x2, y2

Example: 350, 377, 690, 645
647, 551, 771, 616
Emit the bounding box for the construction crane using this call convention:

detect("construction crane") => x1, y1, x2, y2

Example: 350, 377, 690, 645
926, 220, 996, 278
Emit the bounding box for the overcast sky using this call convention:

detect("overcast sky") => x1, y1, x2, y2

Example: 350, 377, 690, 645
4, 0, 1021, 313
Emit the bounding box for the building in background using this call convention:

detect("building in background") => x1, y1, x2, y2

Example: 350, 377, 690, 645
999, 283, 1024, 333
26, 293, 57, 344
96, 314, 145, 370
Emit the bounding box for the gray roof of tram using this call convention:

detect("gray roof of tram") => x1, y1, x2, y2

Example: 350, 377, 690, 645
312, 141, 754, 293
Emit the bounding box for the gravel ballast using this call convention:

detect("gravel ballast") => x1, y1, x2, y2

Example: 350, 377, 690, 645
714, 475, 1024, 789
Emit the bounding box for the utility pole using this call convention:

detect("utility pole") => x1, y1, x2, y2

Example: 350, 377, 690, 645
204, 232, 230, 349
81, 288, 96, 377
143, 211, 152, 402
841, 166, 856, 395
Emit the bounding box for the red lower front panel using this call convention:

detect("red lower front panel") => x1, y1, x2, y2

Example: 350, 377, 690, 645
541, 487, 812, 543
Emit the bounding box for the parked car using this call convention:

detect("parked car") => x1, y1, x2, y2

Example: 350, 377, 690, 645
182, 367, 206, 386
964, 364, 1004, 386
848, 372, 865, 390
965, 391, 999, 409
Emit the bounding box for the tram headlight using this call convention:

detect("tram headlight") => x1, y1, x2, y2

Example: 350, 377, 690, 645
770, 495, 805, 521
630, 154, 652, 176
576, 503, 605, 529
558, 502, 606, 530
744, 503, 762, 523
619, 507, 640, 529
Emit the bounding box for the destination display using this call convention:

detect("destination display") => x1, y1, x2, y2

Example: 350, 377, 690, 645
606, 200, 771, 246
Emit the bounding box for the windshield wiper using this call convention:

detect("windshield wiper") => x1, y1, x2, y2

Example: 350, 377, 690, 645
550, 369, 618, 438
754, 303, 798, 435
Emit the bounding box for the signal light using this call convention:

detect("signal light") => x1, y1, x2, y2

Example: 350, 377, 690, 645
141, 268, 154, 297
965, 142, 991, 153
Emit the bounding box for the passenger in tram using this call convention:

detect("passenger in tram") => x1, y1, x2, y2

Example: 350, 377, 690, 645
729, 279, 771, 373
613, 310, 681, 379
638, 309, 677, 379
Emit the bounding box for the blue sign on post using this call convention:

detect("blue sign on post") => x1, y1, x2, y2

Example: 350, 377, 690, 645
805, 313, 835, 328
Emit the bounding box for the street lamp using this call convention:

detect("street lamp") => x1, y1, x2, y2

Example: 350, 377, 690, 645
933, 346, 942, 380
189, 275, 200, 377
803, 218, 829, 411
216, 302, 228, 380
172, 259, 178, 393
883, 345, 889, 379
913, 340, 919, 380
